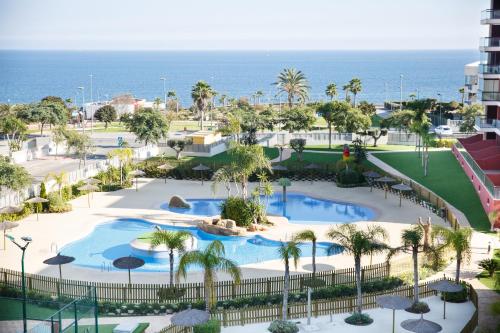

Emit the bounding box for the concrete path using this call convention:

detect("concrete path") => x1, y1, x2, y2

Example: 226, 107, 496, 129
270, 148, 292, 163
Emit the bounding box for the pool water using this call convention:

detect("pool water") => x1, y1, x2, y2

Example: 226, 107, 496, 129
161, 193, 377, 224
61, 218, 343, 272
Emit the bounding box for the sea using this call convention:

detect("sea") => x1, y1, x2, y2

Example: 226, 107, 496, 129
0, 50, 479, 106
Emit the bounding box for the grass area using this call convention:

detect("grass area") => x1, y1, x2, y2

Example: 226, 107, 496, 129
188, 147, 279, 164
476, 249, 500, 293
0, 298, 59, 321
65, 323, 149, 333
305, 144, 420, 152
372, 151, 491, 231
280, 151, 380, 171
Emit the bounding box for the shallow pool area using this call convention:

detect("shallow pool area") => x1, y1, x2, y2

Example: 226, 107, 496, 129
161, 193, 377, 224
61, 218, 343, 272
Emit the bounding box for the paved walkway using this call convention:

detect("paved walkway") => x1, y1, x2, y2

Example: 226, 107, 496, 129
270, 148, 292, 163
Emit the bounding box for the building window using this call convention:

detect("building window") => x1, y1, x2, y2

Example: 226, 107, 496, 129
478, 185, 481, 192
487, 198, 490, 206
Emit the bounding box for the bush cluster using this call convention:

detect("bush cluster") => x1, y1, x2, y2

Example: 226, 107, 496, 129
194, 319, 221, 333
268, 320, 299, 333
430, 138, 455, 148
0, 204, 32, 222
442, 281, 468, 303
220, 197, 265, 227
344, 312, 373, 326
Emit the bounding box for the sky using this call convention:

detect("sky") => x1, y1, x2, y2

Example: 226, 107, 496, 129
0, 0, 490, 50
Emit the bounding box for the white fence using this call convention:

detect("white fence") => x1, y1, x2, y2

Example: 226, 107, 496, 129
0, 145, 159, 209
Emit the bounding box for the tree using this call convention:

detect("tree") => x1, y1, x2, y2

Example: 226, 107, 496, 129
150, 230, 192, 287
278, 241, 301, 321
432, 226, 472, 283
65, 131, 93, 167
254, 91, 264, 105
325, 83, 338, 100
191, 81, 215, 130
0, 159, 32, 202
289, 138, 306, 162
459, 87, 465, 105
327, 224, 387, 315
123, 108, 170, 145
343, 108, 371, 134
107, 148, 133, 185
293, 230, 318, 277
177, 240, 241, 312
28, 100, 67, 135
218, 94, 227, 108
52, 125, 67, 158
358, 101, 376, 117
167, 138, 192, 160
0, 116, 27, 152
94, 105, 117, 129
342, 84, 351, 101
348, 78, 362, 107
281, 107, 315, 133
47, 171, 68, 200
278, 178, 291, 202
317, 102, 340, 149
227, 143, 271, 198
459, 104, 482, 133
274, 68, 310, 108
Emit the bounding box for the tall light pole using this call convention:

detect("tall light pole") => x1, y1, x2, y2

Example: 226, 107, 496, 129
160, 77, 167, 110
89, 74, 94, 134
437, 93, 442, 126
78, 86, 85, 133
7, 235, 32, 333
400, 74, 404, 111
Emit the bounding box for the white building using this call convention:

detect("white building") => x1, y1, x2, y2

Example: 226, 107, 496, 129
464, 61, 480, 105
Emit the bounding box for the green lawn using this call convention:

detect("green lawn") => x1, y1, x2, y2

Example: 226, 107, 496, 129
476, 249, 500, 293
280, 151, 380, 172
0, 298, 60, 321
188, 147, 279, 164
372, 151, 491, 231
65, 323, 149, 333
305, 144, 420, 152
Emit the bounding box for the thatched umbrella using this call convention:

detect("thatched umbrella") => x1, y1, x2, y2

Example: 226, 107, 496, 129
129, 170, 146, 191
0, 221, 18, 250
376, 295, 413, 333
362, 171, 381, 192
429, 279, 464, 319
304, 163, 320, 183
192, 164, 211, 185
157, 163, 174, 184
25, 197, 49, 221
376, 176, 396, 199
77, 184, 100, 208
391, 183, 413, 207
84, 178, 101, 185
171, 306, 210, 327
271, 164, 288, 171
43, 253, 75, 280
113, 256, 145, 284
401, 314, 442, 333
0, 206, 22, 215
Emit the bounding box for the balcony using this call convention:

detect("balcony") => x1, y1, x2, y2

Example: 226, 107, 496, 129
480, 64, 500, 75
481, 91, 500, 101
475, 116, 500, 129
480, 37, 500, 51
481, 9, 500, 23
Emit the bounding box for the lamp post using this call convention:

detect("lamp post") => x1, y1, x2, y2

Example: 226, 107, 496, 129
400, 74, 403, 111
78, 86, 85, 133
7, 235, 32, 333
89, 74, 94, 134
160, 77, 167, 110
437, 93, 442, 126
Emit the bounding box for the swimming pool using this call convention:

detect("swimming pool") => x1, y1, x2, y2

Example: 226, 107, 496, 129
161, 193, 377, 224
61, 218, 343, 272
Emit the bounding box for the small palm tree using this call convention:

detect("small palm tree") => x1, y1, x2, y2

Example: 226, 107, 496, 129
432, 226, 472, 283
108, 148, 133, 185
177, 240, 241, 312
218, 94, 227, 108
325, 83, 338, 100
349, 78, 362, 107
153, 97, 162, 110
149, 230, 192, 287
278, 178, 291, 202
278, 241, 301, 321
47, 171, 68, 199
342, 84, 351, 101
255, 91, 264, 105
327, 224, 387, 315
459, 87, 465, 105
293, 230, 318, 277
274, 68, 310, 108
191, 81, 215, 130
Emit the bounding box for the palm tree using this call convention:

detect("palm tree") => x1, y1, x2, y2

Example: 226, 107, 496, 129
387, 227, 426, 305
153, 97, 162, 111
177, 240, 241, 312
218, 94, 227, 108
108, 147, 133, 185
459, 87, 465, 105
293, 230, 318, 277
327, 224, 387, 314
47, 171, 68, 199
274, 68, 310, 108
432, 226, 472, 283
349, 78, 362, 107
278, 241, 301, 321
342, 84, 351, 101
325, 83, 338, 101
278, 178, 291, 202
150, 230, 192, 287
191, 81, 215, 130
409, 93, 417, 101
255, 91, 264, 105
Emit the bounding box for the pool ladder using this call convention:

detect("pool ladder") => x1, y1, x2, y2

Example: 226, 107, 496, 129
50, 242, 58, 253
101, 261, 112, 272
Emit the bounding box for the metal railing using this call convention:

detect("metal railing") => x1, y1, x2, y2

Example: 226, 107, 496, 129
475, 116, 500, 130
481, 91, 500, 101
480, 64, 500, 75
480, 37, 500, 48
481, 9, 500, 21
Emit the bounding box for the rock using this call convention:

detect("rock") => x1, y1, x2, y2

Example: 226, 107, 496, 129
169, 195, 190, 209
247, 224, 257, 232
224, 220, 236, 229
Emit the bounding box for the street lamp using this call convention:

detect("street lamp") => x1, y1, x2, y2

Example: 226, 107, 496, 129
437, 93, 442, 126
160, 77, 167, 110
7, 235, 32, 333
78, 86, 85, 133
400, 74, 404, 111
89, 74, 94, 134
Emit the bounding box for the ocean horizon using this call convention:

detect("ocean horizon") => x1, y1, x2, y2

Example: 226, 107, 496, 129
0, 49, 479, 106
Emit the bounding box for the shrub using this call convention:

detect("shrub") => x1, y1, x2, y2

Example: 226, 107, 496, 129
268, 320, 299, 333
430, 138, 455, 148
194, 319, 221, 333
406, 301, 430, 314
442, 282, 468, 303
39, 182, 49, 212
0, 204, 32, 222
220, 197, 254, 227
47, 192, 72, 213
478, 259, 499, 277
336, 169, 365, 186
344, 312, 373, 326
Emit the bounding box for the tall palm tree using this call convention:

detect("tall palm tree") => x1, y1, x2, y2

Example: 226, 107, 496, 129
325, 83, 338, 101
327, 224, 387, 314
432, 226, 472, 283
191, 81, 215, 130
349, 78, 362, 107
218, 94, 227, 108
342, 84, 351, 101
255, 91, 264, 105
293, 230, 318, 277
278, 241, 301, 321
274, 68, 310, 108
153, 97, 162, 110
459, 87, 465, 105
177, 240, 241, 312
150, 230, 192, 287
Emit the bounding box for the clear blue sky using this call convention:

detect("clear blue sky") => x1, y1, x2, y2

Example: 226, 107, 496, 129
0, 0, 489, 50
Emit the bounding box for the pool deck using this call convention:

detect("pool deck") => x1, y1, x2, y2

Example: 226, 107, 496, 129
1, 178, 460, 283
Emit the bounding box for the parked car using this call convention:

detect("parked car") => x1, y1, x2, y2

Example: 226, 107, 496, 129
434, 125, 453, 136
